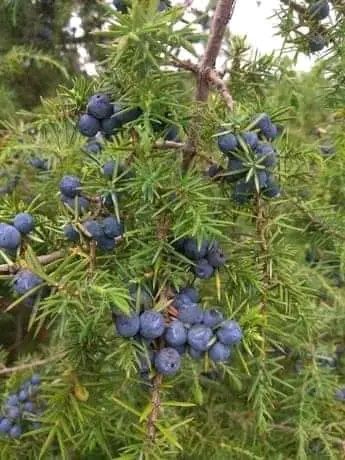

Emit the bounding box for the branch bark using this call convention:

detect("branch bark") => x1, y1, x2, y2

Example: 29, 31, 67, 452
0, 250, 65, 274
0, 353, 64, 376
147, 373, 163, 442
280, 0, 306, 15
196, 0, 236, 103
183, 0, 236, 168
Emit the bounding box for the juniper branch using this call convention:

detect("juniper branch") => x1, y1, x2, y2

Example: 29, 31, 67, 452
147, 373, 163, 442
183, 0, 236, 168
0, 250, 65, 274
292, 199, 345, 242
280, 0, 306, 15
0, 353, 65, 376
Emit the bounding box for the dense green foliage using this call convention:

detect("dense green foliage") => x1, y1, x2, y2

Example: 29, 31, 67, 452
0, 0, 345, 458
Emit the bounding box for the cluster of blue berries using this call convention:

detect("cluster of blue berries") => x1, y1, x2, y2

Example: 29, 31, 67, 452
78, 93, 142, 139
64, 215, 124, 252
307, 1, 330, 52
215, 113, 281, 205
59, 175, 90, 214
113, 0, 170, 14
113, 286, 243, 376
174, 238, 226, 279
0, 374, 42, 439
0, 212, 35, 252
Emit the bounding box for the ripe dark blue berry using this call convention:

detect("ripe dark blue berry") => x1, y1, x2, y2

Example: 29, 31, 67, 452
0, 223, 21, 250
194, 259, 214, 279
165, 320, 187, 347
83, 220, 104, 240
9, 424, 22, 438
18, 390, 28, 402
217, 320, 243, 345
308, 0, 329, 20
0, 418, 11, 433
187, 325, 214, 351
164, 125, 179, 141
253, 113, 275, 140
158, 0, 170, 11
227, 158, 247, 182
206, 164, 222, 178
7, 406, 20, 419
177, 302, 203, 325
309, 34, 327, 52
183, 238, 208, 260
97, 236, 116, 251
29, 157, 48, 171
263, 175, 281, 198
178, 287, 199, 303
13, 213, 34, 235
83, 140, 103, 155
203, 309, 224, 328
174, 293, 194, 309
101, 116, 122, 136
154, 347, 181, 376
335, 388, 345, 402
102, 216, 124, 238
23, 402, 34, 412
112, 107, 142, 125
320, 143, 335, 156
233, 178, 254, 205
207, 248, 226, 268
102, 160, 126, 179
218, 133, 238, 155
87, 93, 113, 120
13, 270, 42, 295
240, 131, 259, 149
254, 143, 277, 167
78, 114, 101, 138
6, 395, 19, 406
140, 311, 165, 339
113, 0, 128, 13
209, 342, 231, 362
30, 374, 41, 385
63, 224, 80, 242
59, 176, 81, 198
115, 313, 140, 337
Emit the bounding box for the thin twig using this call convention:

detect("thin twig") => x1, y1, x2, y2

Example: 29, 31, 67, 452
0, 250, 65, 275
207, 68, 234, 111
154, 140, 185, 150
147, 373, 163, 442
170, 57, 199, 73
280, 0, 306, 15
0, 353, 64, 376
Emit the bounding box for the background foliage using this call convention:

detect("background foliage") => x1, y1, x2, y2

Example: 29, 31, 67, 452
0, 0, 345, 458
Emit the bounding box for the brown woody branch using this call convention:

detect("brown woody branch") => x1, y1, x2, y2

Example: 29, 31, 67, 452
207, 68, 234, 111
280, 0, 306, 15
196, 0, 236, 103
0, 353, 65, 376
183, 0, 236, 168
147, 373, 163, 442
0, 250, 65, 275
